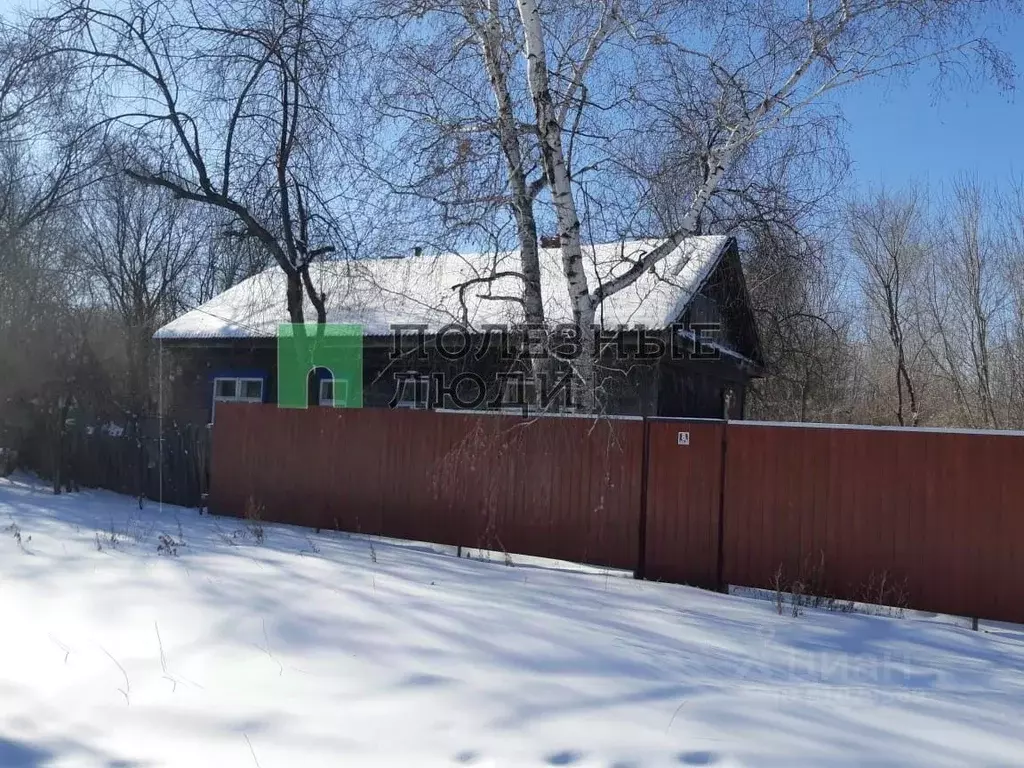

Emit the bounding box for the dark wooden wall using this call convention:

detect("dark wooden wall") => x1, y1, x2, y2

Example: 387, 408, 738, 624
164, 337, 750, 421
656, 359, 746, 419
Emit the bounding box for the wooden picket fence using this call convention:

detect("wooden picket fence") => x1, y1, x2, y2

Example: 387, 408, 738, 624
23, 420, 210, 508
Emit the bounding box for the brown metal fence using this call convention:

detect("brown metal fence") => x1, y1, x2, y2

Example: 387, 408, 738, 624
210, 405, 1024, 625
642, 420, 725, 589
210, 404, 643, 570
719, 422, 1024, 624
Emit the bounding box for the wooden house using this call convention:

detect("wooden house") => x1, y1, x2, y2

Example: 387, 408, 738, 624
154, 237, 763, 423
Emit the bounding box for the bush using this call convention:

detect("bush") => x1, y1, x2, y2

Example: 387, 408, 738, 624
156, 533, 185, 556
0, 448, 17, 477
241, 496, 265, 545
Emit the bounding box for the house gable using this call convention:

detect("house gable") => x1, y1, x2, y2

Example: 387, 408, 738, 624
678, 239, 763, 370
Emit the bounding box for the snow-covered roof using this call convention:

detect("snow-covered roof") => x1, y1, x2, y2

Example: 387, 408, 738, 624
155, 236, 732, 340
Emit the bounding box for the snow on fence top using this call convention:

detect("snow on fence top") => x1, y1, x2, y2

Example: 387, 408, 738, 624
155, 236, 731, 340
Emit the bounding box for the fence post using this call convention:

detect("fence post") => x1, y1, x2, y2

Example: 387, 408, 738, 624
635, 417, 652, 580
715, 416, 730, 592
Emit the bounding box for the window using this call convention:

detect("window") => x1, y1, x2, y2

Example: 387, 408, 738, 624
241, 379, 263, 400
319, 378, 349, 407
212, 377, 264, 420
214, 377, 263, 403
214, 378, 237, 399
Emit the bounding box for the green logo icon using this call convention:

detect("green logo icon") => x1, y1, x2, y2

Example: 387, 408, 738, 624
277, 324, 363, 409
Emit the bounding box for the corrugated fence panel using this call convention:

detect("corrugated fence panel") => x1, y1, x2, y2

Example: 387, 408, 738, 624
643, 420, 724, 588
210, 406, 1024, 624
210, 404, 643, 570
721, 423, 1024, 624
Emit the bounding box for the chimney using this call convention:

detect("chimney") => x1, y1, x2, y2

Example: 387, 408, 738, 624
539, 235, 560, 248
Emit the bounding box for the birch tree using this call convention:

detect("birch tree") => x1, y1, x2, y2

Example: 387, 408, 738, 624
374, 0, 1013, 411
518, 0, 1013, 409
364, 1, 614, 406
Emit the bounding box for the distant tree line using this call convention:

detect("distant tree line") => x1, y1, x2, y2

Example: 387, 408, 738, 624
755, 176, 1024, 430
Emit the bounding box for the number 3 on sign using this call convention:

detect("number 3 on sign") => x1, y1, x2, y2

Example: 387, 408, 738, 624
677, 431, 690, 446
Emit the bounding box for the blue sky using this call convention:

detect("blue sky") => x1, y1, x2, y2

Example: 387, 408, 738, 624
831, 9, 1024, 193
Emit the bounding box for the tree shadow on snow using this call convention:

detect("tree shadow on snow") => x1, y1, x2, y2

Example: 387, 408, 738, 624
0, 737, 48, 768
0, 735, 144, 768
546, 750, 583, 765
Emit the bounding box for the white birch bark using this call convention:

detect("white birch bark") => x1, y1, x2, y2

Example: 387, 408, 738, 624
460, 0, 551, 395
468, 0, 985, 412
517, 0, 593, 327
517, 0, 619, 408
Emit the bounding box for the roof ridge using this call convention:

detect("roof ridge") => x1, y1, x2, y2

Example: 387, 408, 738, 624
156, 235, 732, 340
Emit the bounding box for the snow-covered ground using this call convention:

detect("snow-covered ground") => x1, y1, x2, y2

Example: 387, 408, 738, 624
2, 474, 1024, 768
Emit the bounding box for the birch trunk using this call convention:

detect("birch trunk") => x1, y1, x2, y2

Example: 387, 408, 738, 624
462, 1, 550, 398
517, 0, 597, 409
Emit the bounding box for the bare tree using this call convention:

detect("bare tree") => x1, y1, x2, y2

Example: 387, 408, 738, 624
77, 163, 209, 422
0, 15, 106, 488
848, 189, 927, 426
45, 0, 355, 324
999, 175, 1024, 427
600, 0, 1014, 282
1, 16, 95, 252
922, 176, 1010, 427
368, 1, 572, 392
836, 176, 1024, 430
745, 229, 855, 423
